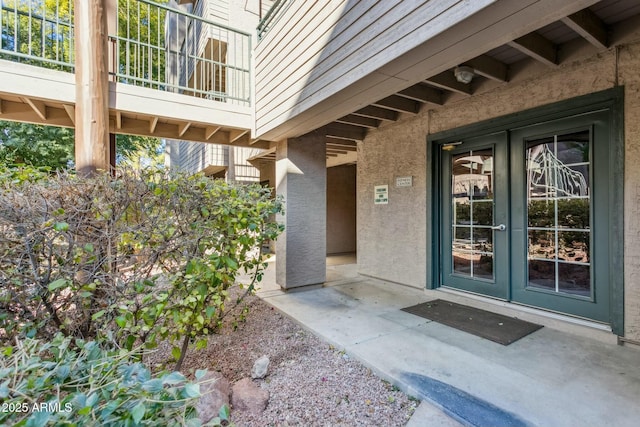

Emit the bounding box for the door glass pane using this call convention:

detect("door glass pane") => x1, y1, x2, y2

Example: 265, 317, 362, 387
526, 130, 591, 297
451, 148, 494, 280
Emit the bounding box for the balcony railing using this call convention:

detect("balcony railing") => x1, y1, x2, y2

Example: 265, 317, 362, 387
257, 0, 291, 41
0, 0, 252, 106
0, 0, 74, 71
112, 0, 252, 105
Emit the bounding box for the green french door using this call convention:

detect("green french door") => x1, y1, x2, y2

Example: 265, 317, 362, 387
441, 132, 510, 299
439, 111, 610, 322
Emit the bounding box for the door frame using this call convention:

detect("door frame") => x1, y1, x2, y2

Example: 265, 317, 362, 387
426, 88, 624, 334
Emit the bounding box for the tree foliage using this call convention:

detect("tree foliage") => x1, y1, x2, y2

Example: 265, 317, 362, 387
0, 120, 162, 169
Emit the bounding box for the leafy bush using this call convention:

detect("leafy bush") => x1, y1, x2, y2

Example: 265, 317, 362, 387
0, 334, 228, 426
0, 166, 283, 368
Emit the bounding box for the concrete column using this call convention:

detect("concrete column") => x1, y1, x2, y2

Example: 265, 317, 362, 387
276, 132, 326, 289
74, 0, 111, 175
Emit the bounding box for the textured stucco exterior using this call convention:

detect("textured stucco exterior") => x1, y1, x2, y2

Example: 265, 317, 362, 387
275, 133, 327, 288
357, 37, 640, 338
327, 164, 356, 255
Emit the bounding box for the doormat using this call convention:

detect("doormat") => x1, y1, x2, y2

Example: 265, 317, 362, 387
401, 299, 543, 345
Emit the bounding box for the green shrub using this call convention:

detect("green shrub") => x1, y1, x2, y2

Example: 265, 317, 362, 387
0, 166, 283, 368
0, 334, 228, 426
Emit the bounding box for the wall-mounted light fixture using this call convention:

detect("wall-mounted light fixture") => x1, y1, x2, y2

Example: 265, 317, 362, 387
454, 66, 475, 84
441, 141, 463, 151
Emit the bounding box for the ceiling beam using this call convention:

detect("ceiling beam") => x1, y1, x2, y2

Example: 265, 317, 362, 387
372, 95, 420, 114
205, 126, 221, 140
561, 9, 607, 50
23, 97, 47, 120
352, 105, 398, 121
462, 55, 508, 82
149, 116, 159, 133
336, 114, 380, 129
397, 84, 443, 105
178, 122, 191, 137
63, 104, 75, 125
325, 123, 366, 141
508, 32, 557, 67
426, 72, 472, 95
326, 137, 357, 147
229, 129, 249, 143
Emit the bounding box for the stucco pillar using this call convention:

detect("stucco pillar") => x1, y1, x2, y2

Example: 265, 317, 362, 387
275, 132, 326, 289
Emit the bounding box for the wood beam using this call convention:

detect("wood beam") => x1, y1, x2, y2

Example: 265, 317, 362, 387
23, 98, 47, 120
205, 126, 221, 140
326, 137, 357, 147
397, 84, 443, 105
372, 95, 420, 114
0, 100, 3, 114
426, 72, 472, 95
63, 104, 75, 125
325, 123, 366, 141
74, 0, 111, 175
149, 116, 159, 133
115, 111, 122, 129
336, 114, 380, 129
229, 129, 249, 143
0, 101, 74, 127
178, 122, 191, 137
352, 105, 398, 121
561, 9, 607, 50
462, 55, 508, 82
508, 32, 557, 67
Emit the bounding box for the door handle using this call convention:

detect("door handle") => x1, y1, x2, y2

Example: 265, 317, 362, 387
491, 224, 506, 231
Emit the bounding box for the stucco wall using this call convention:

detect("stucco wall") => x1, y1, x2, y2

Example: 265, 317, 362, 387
358, 38, 640, 337
327, 164, 356, 254
357, 115, 428, 288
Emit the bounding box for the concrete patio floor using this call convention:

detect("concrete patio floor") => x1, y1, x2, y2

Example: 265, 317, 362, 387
255, 256, 640, 427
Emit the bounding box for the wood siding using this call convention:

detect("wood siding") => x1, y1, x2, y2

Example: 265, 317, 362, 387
254, 0, 495, 139
254, 0, 597, 141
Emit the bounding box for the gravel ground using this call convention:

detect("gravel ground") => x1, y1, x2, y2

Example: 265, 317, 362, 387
147, 293, 418, 426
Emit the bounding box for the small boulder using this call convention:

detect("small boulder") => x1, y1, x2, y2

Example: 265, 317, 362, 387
231, 378, 269, 414
196, 371, 230, 424
251, 355, 270, 379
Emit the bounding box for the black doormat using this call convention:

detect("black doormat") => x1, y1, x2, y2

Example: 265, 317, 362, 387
402, 299, 543, 345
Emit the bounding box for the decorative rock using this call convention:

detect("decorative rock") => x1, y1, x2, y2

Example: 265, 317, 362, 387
231, 378, 270, 414
251, 355, 270, 379
196, 371, 230, 424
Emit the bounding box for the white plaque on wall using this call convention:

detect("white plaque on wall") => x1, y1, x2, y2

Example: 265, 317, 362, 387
396, 176, 413, 187
374, 185, 388, 204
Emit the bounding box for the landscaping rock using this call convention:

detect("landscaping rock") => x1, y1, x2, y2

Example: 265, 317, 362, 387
196, 371, 230, 423
231, 378, 269, 414
251, 355, 270, 379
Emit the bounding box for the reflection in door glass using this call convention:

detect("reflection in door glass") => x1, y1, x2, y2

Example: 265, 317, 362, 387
451, 149, 494, 281
526, 130, 591, 297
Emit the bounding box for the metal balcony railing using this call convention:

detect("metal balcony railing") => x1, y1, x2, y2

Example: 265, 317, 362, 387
112, 0, 252, 106
257, 0, 291, 41
0, 0, 74, 71
0, 0, 252, 106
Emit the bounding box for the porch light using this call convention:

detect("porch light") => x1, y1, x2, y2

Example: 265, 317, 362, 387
454, 66, 475, 84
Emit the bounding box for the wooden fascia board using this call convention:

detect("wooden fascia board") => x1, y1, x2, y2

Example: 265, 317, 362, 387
561, 9, 607, 50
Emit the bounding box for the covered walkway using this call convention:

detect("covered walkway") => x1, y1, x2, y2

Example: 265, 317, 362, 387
256, 257, 640, 427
